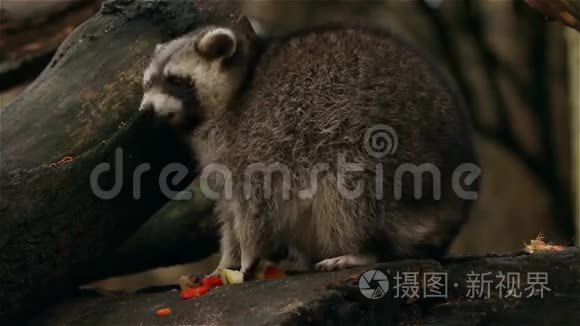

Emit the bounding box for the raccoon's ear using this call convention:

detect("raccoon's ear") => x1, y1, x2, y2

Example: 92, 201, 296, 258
197, 28, 237, 60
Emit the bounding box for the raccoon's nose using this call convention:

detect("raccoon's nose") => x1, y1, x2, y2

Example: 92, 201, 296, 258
140, 103, 155, 117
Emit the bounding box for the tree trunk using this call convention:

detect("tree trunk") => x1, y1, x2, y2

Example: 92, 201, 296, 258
0, 0, 235, 319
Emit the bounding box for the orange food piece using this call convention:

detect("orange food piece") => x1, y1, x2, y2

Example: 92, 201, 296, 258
202, 276, 223, 287
181, 285, 210, 300
524, 234, 566, 253
263, 266, 284, 279
156, 307, 172, 317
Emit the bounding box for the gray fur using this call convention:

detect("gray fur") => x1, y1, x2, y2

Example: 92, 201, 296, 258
141, 24, 478, 273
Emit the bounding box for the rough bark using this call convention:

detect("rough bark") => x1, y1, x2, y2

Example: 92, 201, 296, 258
28, 248, 580, 325
0, 0, 235, 319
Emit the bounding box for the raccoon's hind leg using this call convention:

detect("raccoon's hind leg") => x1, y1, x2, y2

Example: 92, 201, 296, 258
314, 254, 377, 272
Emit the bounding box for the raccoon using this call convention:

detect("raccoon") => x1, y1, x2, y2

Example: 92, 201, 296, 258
140, 23, 479, 275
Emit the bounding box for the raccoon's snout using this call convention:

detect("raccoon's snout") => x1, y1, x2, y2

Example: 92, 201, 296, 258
140, 103, 155, 117
139, 103, 173, 125
139, 92, 183, 120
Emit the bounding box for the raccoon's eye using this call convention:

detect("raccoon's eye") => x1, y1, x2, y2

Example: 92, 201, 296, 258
166, 75, 190, 89
144, 80, 153, 89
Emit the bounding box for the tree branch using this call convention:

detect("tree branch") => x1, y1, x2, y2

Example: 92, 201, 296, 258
525, 0, 580, 32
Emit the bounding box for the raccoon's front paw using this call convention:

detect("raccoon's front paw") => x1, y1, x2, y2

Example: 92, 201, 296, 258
315, 254, 377, 272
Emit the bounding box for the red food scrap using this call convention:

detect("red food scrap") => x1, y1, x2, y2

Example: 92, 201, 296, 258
202, 276, 223, 288
156, 307, 172, 317
263, 266, 284, 280
181, 285, 210, 300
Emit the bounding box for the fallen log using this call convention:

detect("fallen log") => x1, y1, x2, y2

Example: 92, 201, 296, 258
0, 0, 234, 319
83, 195, 218, 283
28, 248, 580, 325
